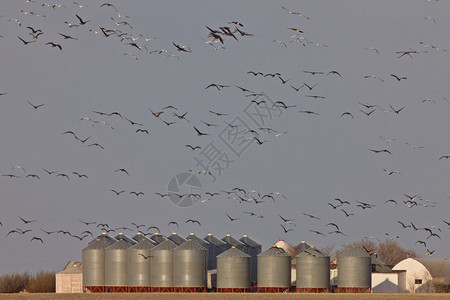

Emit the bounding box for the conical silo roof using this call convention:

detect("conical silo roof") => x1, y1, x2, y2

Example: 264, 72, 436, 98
152, 238, 177, 250
338, 246, 371, 257
114, 233, 136, 245
149, 232, 166, 244
217, 247, 250, 258
296, 241, 312, 251
128, 238, 154, 250
186, 233, 209, 247
174, 239, 206, 251
90, 232, 116, 247
132, 232, 154, 244
204, 233, 226, 248
259, 245, 291, 257
168, 232, 187, 246
83, 238, 105, 250
239, 234, 261, 249
222, 234, 245, 249
296, 247, 327, 258
106, 239, 132, 250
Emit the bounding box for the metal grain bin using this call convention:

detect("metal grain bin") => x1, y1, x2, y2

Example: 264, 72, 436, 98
173, 240, 206, 289
204, 233, 226, 270
150, 239, 177, 287
168, 232, 186, 246
127, 239, 154, 286
186, 233, 210, 270
240, 234, 262, 284
337, 247, 372, 290
217, 246, 250, 290
221, 233, 245, 251
149, 232, 165, 245
258, 246, 291, 290
82, 238, 106, 286
105, 239, 131, 286
296, 247, 330, 291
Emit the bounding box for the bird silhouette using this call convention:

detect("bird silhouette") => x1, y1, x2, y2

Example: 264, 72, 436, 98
27, 100, 45, 109
280, 224, 293, 233
19, 217, 36, 224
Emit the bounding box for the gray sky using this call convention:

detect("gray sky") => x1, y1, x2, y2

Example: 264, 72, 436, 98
1, 0, 449, 274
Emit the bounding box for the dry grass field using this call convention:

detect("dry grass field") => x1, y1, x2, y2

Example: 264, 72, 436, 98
0, 293, 449, 300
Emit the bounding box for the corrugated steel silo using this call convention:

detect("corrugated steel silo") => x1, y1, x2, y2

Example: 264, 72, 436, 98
82, 238, 106, 286
150, 239, 177, 289
173, 239, 206, 291
168, 232, 186, 246
296, 247, 330, 292
203, 233, 226, 270
337, 247, 372, 292
186, 233, 210, 270
217, 246, 250, 292
240, 234, 261, 284
127, 239, 154, 286
104, 239, 131, 286
257, 246, 291, 292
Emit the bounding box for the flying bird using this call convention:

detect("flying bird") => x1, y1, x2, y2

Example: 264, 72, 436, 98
303, 213, 320, 220
226, 214, 240, 222
75, 14, 90, 25
193, 126, 208, 136
280, 224, 293, 233
45, 42, 62, 50
19, 217, 36, 224
111, 189, 126, 196
185, 145, 201, 150
27, 100, 45, 109
168, 221, 179, 227
185, 219, 201, 226
115, 168, 130, 175
390, 74, 407, 81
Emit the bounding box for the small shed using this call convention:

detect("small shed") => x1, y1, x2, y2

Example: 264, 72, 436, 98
56, 261, 82, 293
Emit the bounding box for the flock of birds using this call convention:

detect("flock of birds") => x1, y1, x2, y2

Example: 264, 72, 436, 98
0, 0, 449, 274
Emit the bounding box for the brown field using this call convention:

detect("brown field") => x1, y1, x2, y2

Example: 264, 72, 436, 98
0, 293, 448, 300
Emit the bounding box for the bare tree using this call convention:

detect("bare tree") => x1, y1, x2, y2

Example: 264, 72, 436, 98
336, 238, 418, 266
377, 239, 418, 266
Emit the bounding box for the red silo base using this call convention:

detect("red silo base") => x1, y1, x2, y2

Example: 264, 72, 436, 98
127, 286, 152, 293
296, 287, 329, 293
173, 286, 206, 293
257, 286, 291, 293
336, 287, 371, 293
84, 286, 105, 293
150, 286, 174, 292
104, 286, 128, 293
217, 287, 250, 293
